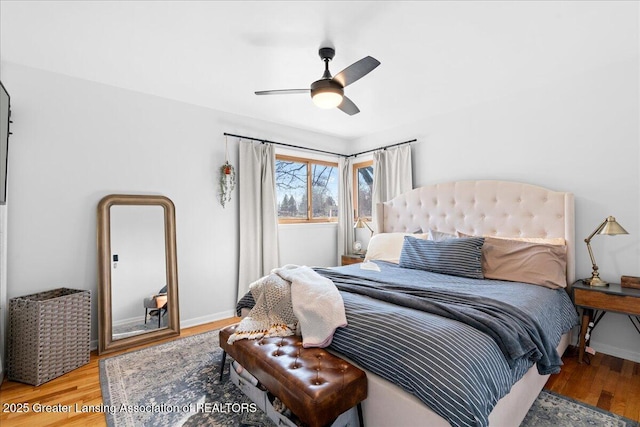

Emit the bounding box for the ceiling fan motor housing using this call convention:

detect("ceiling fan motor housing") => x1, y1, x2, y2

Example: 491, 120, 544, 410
310, 79, 344, 96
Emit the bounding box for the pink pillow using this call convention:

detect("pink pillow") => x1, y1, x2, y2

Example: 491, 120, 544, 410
482, 237, 568, 289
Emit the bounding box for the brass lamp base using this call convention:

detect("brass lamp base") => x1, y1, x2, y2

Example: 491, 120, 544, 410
587, 275, 609, 287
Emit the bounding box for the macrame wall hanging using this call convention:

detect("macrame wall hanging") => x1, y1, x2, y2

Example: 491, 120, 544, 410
218, 136, 236, 208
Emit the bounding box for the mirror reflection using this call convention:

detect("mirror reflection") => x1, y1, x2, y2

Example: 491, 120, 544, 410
97, 194, 180, 355
110, 205, 168, 339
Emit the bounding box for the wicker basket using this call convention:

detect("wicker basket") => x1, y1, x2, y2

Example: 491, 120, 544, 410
7, 288, 91, 386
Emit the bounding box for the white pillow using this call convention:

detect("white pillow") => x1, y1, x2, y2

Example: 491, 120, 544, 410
364, 232, 428, 264
427, 229, 458, 241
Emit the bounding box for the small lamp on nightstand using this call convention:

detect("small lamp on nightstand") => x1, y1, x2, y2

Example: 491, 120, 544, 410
353, 217, 374, 255
354, 217, 374, 235
584, 216, 628, 287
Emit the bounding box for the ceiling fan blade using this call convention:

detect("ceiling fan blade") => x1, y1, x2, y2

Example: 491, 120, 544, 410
333, 56, 380, 87
337, 96, 360, 115
255, 89, 310, 95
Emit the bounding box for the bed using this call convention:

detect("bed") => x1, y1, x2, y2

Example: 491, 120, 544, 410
238, 180, 579, 427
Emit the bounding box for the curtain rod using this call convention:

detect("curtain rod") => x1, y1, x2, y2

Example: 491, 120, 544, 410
346, 139, 417, 158
223, 132, 416, 158
223, 132, 345, 157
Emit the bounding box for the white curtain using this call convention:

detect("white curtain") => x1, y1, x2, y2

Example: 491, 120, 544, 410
372, 144, 413, 232
337, 156, 354, 264
237, 141, 279, 299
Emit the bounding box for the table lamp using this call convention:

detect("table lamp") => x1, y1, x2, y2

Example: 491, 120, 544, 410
353, 218, 374, 254
354, 217, 374, 236
584, 216, 628, 287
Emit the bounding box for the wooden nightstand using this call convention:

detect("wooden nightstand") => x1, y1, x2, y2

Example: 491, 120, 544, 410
341, 254, 365, 266
572, 280, 640, 363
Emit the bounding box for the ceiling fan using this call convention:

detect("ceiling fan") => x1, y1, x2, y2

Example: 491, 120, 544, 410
255, 47, 381, 115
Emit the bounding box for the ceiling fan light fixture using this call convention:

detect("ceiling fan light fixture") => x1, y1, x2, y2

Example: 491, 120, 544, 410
310, 79, 343, 109
312, 91, 343, 109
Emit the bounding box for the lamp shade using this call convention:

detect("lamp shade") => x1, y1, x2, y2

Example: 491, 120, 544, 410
597, 216, 628, 236
354, 217, 374, 235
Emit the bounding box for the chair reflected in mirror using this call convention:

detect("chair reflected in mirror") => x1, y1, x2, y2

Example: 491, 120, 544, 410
143, 286, 168, 328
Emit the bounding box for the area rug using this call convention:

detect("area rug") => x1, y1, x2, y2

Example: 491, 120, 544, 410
99, 330, 275, 427
100, 330, 638, 427
522, 390, 638, 427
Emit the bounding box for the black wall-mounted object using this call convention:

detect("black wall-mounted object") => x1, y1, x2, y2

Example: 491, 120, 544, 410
0, 81, 11, 205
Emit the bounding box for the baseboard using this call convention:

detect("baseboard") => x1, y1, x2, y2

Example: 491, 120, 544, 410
591, 342, 640, 363
180, 310, 236, 329
89, 310, 237, 352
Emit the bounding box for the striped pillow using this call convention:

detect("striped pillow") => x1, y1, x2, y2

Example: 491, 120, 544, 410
399, 236, 485, 279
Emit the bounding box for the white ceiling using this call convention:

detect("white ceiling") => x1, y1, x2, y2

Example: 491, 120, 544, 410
1, 1, 637, 140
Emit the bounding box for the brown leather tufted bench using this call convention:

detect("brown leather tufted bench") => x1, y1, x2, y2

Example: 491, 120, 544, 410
219, 324, 367, 427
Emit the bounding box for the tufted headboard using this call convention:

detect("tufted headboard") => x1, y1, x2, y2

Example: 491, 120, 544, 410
374, 180, 575, 285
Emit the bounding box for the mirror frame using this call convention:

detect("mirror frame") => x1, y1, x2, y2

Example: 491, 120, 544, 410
97, 194, 180, 355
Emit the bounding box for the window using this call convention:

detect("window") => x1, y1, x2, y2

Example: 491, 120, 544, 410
275, 155, 339, 223
353, 160, 374, 220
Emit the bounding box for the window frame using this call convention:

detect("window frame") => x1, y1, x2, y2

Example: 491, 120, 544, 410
352, 160, 374, 221
276, 154, 339, 224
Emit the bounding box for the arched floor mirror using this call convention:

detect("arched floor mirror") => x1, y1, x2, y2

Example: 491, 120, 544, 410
97, 194, 180, 355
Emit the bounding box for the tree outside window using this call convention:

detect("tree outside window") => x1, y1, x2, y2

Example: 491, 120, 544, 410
353, 160, 374, 220
275, 155, 338, 223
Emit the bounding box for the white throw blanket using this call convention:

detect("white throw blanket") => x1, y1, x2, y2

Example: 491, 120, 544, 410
276, 265, 347, 348
227, 265, 347, 348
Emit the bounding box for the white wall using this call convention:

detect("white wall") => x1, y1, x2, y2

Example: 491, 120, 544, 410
279, 223, 338, 267
0, 204, 7, 380
1, 62, 345, 346
352, 57, 640, 362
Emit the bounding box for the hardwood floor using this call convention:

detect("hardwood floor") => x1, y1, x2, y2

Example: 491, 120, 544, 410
546, 347, 640, 422
1, 320, 638, 426
0, 317, 239, 427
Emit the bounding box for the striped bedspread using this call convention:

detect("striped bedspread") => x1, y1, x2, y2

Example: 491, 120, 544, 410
236, 262, 578, 427
322, 262, 578, 427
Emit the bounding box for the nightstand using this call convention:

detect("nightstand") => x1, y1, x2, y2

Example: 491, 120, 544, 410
341, 254, 365, 266
572, 280, 640, 363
